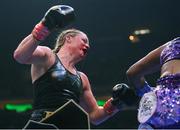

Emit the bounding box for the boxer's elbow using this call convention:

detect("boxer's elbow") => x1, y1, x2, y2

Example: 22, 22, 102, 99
13, 50, 28, 64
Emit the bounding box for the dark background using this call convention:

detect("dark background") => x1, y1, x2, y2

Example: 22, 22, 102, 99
0, 0, 179, 128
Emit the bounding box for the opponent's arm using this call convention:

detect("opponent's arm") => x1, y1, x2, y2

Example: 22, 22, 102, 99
126, 44, 167, 96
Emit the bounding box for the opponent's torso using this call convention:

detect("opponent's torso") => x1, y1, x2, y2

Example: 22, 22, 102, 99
32, 54, 83, 109
160, 37, 180, 65
144, 37, 180, 128
160, 37, 180, 77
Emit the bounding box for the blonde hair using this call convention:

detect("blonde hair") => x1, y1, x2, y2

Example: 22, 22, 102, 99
53, 28, 84, 53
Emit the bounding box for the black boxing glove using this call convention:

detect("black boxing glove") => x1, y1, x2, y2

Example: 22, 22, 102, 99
111, 83, 137, 109
41, 5, 75, 30
103, 83, 137, 115
32, 5, 75, 41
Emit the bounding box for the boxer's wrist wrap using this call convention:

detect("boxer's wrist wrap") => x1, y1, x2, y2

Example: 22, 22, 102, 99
31, 22, 50, 41
136, 81, 152, 97
103, 98, 117, 115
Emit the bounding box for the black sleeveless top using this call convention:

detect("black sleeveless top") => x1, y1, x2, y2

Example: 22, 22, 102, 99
32, 54, 83, 110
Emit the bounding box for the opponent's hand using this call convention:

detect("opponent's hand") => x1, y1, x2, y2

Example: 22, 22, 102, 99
135, 81, 153, 97
32, 5, 75, 41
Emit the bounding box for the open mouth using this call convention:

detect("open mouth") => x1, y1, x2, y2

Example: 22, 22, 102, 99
82, 48, 88, 55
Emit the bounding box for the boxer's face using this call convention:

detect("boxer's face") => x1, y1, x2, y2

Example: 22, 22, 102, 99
69, 32, 90, 59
